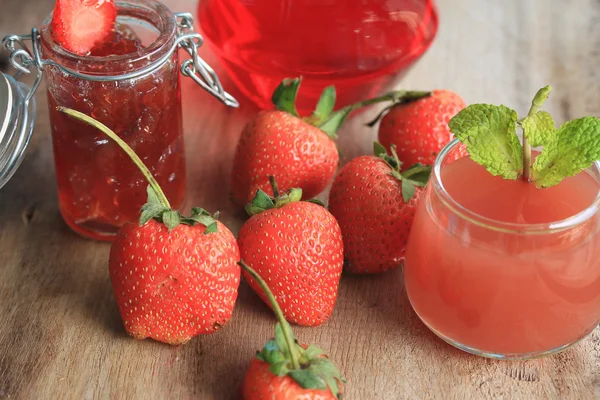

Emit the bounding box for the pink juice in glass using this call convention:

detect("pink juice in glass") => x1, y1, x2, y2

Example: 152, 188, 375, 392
404, 141, 600, 358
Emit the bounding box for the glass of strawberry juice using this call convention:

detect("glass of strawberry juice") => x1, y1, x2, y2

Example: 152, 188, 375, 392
404, 139, 600, 359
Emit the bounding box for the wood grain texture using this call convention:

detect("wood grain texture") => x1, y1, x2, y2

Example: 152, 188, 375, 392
1, 0, 599, 399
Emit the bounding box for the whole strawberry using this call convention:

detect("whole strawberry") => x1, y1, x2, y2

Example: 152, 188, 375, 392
238, 177, 344, 326
61, 108, 241, 345
240, 262, 344, 399
328, 143, 431, 274
231, 78, 429, 206
369, 90, 466, 168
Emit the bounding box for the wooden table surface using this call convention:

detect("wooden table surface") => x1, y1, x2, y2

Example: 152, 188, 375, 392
1, 0, 599, 399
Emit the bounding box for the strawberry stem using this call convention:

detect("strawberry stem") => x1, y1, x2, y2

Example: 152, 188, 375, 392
320, 90, 430, 138
350, 90, 430, 110
269, 175, 280, 198
239, 260, 301, 370
58, 107, 171, 209
522, 86, 552, 182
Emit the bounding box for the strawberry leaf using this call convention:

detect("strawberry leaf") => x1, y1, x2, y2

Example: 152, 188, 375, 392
302, 344, 325, 361
402, 163, 432, 187
288, 369, 327, 390
254, 189, 275, 209
139, 203, 165, 226
259, 339, 287, 365
401, 179, 416, 203
324, 376, 343, 399
139, 186, 170, 225
162, 210, 181, 231
373, 142, 388, 157
318, 110, 348, 140
269, 360, 290, 377
204, 222, 218, 234
146, 185, 161, 207
311, 86, 336, 125
191, 207, 211, 217
309, 358, 344, 381
275, 323, 291, 359
272, 78, 301, 117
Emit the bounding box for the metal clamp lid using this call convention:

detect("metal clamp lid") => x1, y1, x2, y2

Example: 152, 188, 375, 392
1, 13, 238, 108
0, 11, 238, 189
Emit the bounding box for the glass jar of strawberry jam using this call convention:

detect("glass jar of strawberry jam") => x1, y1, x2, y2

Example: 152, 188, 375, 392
1, 0, 237, 241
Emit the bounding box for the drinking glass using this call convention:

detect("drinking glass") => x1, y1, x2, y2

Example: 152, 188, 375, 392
404, 139, 600, 359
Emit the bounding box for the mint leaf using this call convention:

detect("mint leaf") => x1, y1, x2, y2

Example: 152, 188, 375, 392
522, 111, 556, 147
449, 104, 522, 179
532, 117, 600, 188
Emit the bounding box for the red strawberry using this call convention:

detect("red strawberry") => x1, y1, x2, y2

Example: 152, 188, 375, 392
240, 262, 344, 399
232, 108, 339, 206
328, 143, 431, 274
231, 78, 429, 206
51, 0, 117, 55
60, 108, 240, 345
238, 177, 344, 326
370, 90, 466, 168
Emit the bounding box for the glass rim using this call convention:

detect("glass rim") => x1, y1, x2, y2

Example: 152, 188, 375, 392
40, 0, 176, 67
432, 138, 600, 234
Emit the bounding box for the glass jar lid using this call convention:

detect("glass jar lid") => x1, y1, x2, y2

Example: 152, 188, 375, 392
0, 71, 36, 189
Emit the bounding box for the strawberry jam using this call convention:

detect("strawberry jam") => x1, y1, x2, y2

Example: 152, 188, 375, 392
41, 1, 186, 241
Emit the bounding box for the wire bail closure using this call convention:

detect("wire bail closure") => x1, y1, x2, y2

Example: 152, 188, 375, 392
1, 13, 238, 108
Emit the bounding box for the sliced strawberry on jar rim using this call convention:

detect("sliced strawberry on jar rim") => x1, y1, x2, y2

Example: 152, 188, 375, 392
51, 0, 117, 55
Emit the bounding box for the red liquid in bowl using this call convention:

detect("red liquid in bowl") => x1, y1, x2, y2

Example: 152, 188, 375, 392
198, 0, 438, 113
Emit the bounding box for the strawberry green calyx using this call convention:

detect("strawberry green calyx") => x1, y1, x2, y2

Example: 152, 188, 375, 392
245, 176, 305, 216
374, 142, 431, 202
239, 261, 345, 399
271, 77, 430, 141
58, 107, 218, 234
272, 78, 302, 117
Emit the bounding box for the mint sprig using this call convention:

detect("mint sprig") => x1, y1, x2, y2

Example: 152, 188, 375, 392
449, 86, 600, 188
